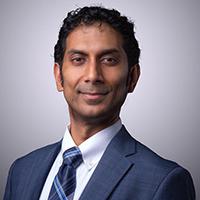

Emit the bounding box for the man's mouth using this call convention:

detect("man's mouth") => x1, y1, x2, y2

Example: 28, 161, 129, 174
77, 84, 110, 103
79, 91, 109, 104
79, 91, 108, 101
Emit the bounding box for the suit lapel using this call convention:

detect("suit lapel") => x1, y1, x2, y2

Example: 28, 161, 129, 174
23, 141, 61, 200
79, 126, 136, 200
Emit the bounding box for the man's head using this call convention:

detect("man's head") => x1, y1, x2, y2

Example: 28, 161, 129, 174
54, 6, 140, 125
54, 6, 140, 69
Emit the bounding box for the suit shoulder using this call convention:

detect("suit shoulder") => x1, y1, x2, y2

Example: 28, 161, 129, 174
12, 141, 61, 170
128, 138, 195, 196
19, 141, 61, 159
132, 139, 187, 177
136, 140, 178, 167
116, 126, 180, 172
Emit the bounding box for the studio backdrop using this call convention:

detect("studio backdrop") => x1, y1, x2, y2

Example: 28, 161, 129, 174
0, 0, 199, 199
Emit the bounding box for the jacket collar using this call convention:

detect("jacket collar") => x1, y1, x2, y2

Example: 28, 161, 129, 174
79, 125, 136, 200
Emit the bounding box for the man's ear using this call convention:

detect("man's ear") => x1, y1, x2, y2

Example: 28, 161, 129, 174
54, 63, 64, 92
127, 64, 140, 93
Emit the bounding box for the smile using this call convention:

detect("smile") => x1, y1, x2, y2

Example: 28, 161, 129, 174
80, 92, 108, 103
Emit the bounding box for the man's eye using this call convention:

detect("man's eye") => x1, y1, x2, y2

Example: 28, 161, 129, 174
71, 57, 85, 65
101, 57, 118, 66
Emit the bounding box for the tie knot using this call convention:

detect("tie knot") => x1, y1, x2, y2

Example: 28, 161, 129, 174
63, 147, 83, 169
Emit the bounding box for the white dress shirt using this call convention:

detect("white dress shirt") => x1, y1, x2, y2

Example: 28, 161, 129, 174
39, 119, 122, 200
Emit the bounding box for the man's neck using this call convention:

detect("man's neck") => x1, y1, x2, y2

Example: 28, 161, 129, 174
69, 116, 120, 146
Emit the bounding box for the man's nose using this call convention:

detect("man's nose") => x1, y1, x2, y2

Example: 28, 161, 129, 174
84, 60, 104, 83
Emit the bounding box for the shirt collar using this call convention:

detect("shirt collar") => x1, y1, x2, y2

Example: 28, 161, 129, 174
61, 119, 122, 170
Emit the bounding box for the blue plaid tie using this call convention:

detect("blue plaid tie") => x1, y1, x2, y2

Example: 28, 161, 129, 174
48, 146, 83, 200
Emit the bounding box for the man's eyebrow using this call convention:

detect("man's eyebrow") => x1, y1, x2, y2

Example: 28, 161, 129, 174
66, 48, 120, 56
98, 49, 120, 57
66, 49, 87, 56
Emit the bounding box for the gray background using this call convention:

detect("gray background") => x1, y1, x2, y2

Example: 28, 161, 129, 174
0, 0, 199, 198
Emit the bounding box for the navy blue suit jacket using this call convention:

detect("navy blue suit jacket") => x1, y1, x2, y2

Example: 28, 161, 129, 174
4, 126, 195, 199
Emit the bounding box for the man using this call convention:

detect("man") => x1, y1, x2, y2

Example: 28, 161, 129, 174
4, 6, 195, 200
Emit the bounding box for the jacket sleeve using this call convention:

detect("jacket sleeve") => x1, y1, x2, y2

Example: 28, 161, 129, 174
153, 166, 196, 200
3, 160, 17, 200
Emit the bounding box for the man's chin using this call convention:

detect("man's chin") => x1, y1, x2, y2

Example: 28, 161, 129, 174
78, 109, 110, 122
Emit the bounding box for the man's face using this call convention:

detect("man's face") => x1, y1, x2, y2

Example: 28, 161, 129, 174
54, 23, 139, 123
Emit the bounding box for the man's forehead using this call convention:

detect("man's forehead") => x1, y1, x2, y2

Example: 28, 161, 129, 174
65, 22, 124, 53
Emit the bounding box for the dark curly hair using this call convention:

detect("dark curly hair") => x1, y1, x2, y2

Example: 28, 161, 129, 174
54, 6, 140, 69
